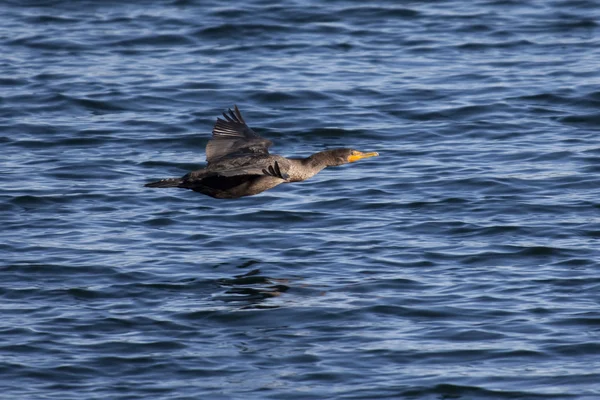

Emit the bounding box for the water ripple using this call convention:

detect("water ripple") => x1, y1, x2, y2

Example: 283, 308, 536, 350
2, 0, 600, 398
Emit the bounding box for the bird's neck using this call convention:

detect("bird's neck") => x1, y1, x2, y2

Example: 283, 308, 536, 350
287, 153, 330, 182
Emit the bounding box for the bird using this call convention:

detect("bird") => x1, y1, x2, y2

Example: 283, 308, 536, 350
145, 105, 378, 199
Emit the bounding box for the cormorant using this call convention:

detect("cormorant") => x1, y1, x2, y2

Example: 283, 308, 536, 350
145, 106, 378, 199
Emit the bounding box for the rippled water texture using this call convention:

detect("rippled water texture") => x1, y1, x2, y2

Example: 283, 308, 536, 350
2, 0, 600, 398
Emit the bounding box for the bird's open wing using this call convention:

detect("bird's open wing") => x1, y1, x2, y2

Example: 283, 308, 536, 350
205, 105, 273, 163
181, 162, 288, 194
183, 160, 289, 183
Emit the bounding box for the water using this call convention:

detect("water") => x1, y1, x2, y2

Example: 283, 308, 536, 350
2, 0, 600, 398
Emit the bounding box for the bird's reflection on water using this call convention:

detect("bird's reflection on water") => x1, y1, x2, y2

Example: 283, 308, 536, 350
214, 268, 290, 309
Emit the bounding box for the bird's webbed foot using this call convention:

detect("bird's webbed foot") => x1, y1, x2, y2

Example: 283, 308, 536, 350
262, 161, 289, 180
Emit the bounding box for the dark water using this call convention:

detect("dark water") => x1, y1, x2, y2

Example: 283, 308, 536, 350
2, 0, 600, 398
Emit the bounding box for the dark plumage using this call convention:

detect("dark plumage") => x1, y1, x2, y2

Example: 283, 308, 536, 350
145, 106, 378, 199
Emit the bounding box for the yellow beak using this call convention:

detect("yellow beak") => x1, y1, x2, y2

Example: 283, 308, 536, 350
347, 151, 379, 163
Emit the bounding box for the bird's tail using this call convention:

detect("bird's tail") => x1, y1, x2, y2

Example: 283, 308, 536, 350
145, 178, 183, 188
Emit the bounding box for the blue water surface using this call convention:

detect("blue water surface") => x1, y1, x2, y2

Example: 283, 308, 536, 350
1, 0, 600, 399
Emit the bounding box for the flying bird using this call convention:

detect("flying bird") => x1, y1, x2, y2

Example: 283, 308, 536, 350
145, 106, 378, 199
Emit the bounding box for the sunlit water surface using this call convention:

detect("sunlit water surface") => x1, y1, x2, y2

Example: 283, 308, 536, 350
2, 1, 600, 398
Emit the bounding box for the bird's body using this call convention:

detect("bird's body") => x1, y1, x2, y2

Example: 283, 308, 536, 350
145, 106, 378, 199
